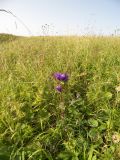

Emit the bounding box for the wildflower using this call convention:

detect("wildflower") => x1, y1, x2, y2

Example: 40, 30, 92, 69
54, 73, 62, 81
54, 73, 68, 82
116, 86, 120, 92
112, 132, 120, 144
60, 73, 68, 82
56, 85, 62, 92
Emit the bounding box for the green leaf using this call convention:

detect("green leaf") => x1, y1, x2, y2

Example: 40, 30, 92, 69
88, 145, 94, 160
92, 155, 97, 160
88, 119, 98, 127
104, 92, 112, 100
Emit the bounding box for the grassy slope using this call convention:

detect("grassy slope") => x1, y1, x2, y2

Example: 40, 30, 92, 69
0, 35, 120, 160
0, 34, 19, 43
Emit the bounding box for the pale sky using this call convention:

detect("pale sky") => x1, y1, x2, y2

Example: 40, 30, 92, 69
0, 0, 120, 36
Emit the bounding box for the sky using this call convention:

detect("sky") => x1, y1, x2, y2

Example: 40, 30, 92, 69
0, 0, 120, 36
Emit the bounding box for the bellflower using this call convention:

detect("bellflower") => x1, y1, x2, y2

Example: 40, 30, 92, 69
60, 73, 68, 82
54, 73, 62, 81
56, 85, 62, 92
54, 73, 68, 82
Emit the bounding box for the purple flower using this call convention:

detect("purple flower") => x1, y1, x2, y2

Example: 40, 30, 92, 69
60, 73, 68, 82
54, 73, 68, 82
54, 73, 62, 81
56, 85, 62, 92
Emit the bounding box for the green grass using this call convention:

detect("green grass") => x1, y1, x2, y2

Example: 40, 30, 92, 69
0, 34, 19, 43
0, 35, 120, 160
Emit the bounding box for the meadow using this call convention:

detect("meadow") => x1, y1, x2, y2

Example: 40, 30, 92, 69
0, 34, 120, 160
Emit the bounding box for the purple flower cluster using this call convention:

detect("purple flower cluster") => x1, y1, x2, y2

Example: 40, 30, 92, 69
54, 72, 69, 92
54, 73, 68, 82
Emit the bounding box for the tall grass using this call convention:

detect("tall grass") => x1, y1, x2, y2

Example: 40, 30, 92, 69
0, 35, 120, 159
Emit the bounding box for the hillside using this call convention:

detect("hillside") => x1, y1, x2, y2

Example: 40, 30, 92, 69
0, 35, 120, 160
0, 34, 20, 43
